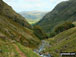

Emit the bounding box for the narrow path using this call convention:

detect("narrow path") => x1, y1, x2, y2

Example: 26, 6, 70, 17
13, 44, 26, 57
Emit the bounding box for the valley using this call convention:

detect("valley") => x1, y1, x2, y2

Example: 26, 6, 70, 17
0, 0, 76, 57
19, 11, 47, 24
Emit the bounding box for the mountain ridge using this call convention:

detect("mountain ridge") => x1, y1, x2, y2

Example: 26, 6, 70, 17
37, 0, 76, 33
0, 0, 32, 29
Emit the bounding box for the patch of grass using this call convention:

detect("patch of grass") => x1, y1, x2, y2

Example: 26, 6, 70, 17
0, 15, 40, 48
0, 38, 40, 57
0, 39, 20, 57
16, 42, 41, 57
45, 27, 76, 57
0, 0, 41, 49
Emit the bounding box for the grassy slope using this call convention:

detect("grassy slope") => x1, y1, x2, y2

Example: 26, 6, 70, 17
0, 15, 40, 48
0, 0, 41, 57
0, 38, 40, 57
0, 0, 41, 48
0, 0, 31, 29
0, 16, 41, 56
45, 27, 76, 57
16, 42, 40, 57
37, 0, 76, 33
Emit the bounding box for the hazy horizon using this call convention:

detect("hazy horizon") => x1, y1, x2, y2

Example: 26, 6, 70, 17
3, 0, 68, 12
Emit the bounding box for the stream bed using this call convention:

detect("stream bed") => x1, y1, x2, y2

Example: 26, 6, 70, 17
34, 40, 51, 57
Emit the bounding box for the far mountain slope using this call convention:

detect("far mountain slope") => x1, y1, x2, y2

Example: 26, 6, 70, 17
19, 11, 47, 24
37, 0, 76, 33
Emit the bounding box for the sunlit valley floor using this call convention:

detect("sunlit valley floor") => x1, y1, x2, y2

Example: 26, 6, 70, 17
0, 0, 76, 57
19, 11, 48, 24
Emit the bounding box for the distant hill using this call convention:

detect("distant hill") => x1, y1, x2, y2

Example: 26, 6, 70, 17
19, 11, 47, 24
37, 0, 76, 33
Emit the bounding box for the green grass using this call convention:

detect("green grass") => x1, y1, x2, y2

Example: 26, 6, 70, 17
37, 0, 76, 33
44, 27, 76, 57
16, 42, 41, 57
0, 0, 41, 49
0, 38, 20, 57
0, 15, 40, 48
0, 1, 41, 57
0, 38, 41, 57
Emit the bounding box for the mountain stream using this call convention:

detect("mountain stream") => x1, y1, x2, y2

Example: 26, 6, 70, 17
34, 40, 51, 57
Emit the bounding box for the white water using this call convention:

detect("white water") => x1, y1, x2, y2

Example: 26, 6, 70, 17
34, 40, 51, 57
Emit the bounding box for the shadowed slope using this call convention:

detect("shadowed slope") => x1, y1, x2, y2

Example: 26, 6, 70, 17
37, 0, 76, 33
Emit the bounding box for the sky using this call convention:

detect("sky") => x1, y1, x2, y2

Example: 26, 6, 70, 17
3, 0, 68, 12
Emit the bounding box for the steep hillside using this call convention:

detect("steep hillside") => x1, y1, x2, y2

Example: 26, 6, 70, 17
37, 0, 76, 33
0, 38, 40, 57
19, 11, 47, 24
45, 27, 76, 57
0, 0, 31, 29
0, 0, 40, 48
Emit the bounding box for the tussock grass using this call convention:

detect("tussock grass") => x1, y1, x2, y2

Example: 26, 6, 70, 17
45, 27, 76, 57
16, 42, 41, 57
